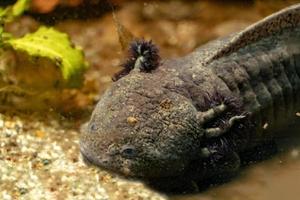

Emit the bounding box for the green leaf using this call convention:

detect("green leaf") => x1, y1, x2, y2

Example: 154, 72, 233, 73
0, 7, 9, 18
0, 0, 31, 22
4, 26, 88, 88
11, 0, 31, 18
0, 19, 3, 46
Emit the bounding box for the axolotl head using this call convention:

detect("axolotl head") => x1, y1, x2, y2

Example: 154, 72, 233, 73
80, 40, 207, 179
79, 69, 204, 179
79, 39, 246, 180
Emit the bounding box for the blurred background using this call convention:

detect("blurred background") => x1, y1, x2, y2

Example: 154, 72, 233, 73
2, 0, 300, 115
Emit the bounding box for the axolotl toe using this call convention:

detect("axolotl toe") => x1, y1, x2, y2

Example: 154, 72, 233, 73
80, 4, 300, 188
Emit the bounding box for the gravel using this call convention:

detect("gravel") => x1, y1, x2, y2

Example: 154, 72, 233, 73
0, 113, 166, 200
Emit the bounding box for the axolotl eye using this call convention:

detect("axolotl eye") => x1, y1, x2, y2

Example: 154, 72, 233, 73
121, 145, 137, 159
89, 123, 97, 133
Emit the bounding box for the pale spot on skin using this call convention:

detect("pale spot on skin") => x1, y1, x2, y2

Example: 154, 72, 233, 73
127, 117, 138, 125
160, 99, 173, 110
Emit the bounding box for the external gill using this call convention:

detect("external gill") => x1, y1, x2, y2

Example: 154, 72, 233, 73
194, 103, 246, 178
133, 54, 146, 71
196, 103, 246, 138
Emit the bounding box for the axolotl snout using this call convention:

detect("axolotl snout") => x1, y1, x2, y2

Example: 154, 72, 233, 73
80, 4, 300, 187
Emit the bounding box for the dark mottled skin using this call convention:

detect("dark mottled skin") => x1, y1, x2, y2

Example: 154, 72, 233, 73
80, 4, 300, 189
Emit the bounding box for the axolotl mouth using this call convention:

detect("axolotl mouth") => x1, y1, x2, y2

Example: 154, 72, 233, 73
79, 122, 192, 179
79, 124, 137, 177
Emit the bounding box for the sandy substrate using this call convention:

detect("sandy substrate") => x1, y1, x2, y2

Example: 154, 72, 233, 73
0, 113, 166, 200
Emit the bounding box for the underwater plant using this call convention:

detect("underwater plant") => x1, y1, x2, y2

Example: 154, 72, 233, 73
0, 0, 88, 110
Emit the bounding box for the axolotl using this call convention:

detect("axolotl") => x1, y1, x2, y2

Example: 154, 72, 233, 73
80, 4, 300, 189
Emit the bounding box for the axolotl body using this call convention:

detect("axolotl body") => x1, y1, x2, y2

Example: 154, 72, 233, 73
80, 4, 300, 189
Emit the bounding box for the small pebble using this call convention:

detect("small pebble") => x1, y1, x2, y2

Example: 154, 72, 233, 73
18, 187, 28, 195
41, 158, 52, 166
0, 119, 4, 128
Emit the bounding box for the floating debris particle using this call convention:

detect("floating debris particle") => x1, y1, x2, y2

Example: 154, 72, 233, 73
291, 149, 299, 158
262, 123, 269, 130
